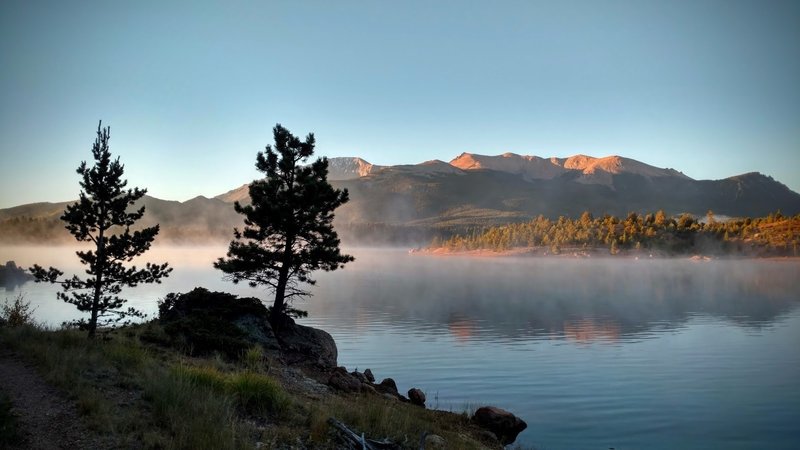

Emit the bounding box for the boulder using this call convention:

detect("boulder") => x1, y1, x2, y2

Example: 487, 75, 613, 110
350, 370, 368, 383
363, 368, 375, 383
234, 315, 280, 350
408, 388, 426, 407
472, 406, 527, 446
376, 378, 398, 395
276, 319, 338, 368
328, 371, 361, 393
156, 288, 338, 368
361, 383, 378, 395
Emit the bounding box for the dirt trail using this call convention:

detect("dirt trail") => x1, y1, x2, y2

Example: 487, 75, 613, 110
0, 350, 107, 450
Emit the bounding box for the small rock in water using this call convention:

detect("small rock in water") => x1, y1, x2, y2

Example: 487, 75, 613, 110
408, 388, 426, 407
363, 368, 375, 383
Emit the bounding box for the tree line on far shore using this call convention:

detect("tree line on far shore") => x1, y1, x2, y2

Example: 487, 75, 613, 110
431, 210, 800, 256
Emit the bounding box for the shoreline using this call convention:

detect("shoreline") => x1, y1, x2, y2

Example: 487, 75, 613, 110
410, 246, 800, 261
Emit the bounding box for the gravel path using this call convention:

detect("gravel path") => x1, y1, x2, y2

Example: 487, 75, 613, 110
0, 350, 107, 450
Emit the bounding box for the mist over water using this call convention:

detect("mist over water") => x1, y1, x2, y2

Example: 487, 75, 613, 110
2, 246, 799, 449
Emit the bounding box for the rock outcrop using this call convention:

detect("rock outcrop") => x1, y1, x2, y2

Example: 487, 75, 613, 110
276, 319, 338, 368
155, 288, 338, 368
156, 288, 277, 358
0, 261, 33, 288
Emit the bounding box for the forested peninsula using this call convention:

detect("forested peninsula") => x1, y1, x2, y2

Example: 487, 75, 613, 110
425, 211, 800, 257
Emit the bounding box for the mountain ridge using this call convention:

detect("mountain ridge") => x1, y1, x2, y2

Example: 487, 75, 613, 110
2, 153, 798, 245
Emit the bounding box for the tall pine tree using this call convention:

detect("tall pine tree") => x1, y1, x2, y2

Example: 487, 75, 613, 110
215, 124, 353, 327
31, 122, 171, 337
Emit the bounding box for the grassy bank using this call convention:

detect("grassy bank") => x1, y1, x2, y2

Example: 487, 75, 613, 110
0, 322, 513, 449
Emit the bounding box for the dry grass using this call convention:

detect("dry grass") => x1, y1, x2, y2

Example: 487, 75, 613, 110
0, 322, 516, 449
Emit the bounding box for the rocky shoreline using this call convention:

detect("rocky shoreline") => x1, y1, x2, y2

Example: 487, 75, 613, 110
266, 317, 528, 447
153, 287, 529, 448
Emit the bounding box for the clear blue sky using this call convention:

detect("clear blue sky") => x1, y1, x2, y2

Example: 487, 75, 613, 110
1, 0, 798, 208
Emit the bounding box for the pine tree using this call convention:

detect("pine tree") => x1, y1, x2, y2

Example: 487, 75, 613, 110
214, 124, 353, 327
31, 122, 171, 337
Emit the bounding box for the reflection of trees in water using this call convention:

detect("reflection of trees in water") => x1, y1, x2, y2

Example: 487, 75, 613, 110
308, 254, 800, 343
562, 318, 621, 343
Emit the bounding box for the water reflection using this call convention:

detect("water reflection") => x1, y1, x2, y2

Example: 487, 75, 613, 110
2, 247, 798, 345
306, 250, 800, 344
562, 318, 621, 343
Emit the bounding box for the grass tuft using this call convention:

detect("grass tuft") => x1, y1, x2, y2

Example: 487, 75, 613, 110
142, 365, 245, 450
171, 364, 290, 416
242, 346, 265, 372
228, 370, 289, 416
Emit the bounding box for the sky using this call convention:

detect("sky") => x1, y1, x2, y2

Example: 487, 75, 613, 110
1, 0, 799, 208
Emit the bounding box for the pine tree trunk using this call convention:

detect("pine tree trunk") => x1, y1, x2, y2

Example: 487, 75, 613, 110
272, 268, 288, 329
271, 233, 295, 330
89, 228, 105, 339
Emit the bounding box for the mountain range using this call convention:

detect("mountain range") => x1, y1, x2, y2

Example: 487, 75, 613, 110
2, 153, 799, 244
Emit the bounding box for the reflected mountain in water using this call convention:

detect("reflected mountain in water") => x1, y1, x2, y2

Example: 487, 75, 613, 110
307, 252, 800, 344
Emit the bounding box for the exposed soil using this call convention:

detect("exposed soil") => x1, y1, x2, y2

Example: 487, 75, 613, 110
0, 350, 109, 450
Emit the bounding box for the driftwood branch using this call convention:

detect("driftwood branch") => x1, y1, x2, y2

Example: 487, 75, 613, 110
327, 418, 403, 450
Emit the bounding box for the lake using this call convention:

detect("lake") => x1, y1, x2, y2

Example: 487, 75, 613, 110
2, 246, 799, 450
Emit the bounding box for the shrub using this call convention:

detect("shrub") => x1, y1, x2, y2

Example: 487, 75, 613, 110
156, 288, 272, 358
1, 293, 36, 327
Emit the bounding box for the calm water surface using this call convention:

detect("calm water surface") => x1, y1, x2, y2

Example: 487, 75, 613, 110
3, 246, 799, 450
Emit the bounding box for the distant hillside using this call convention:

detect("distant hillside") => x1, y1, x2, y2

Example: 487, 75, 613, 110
2, 154, 799, 245
329, 165, 799, 227
0, 196, 240, 244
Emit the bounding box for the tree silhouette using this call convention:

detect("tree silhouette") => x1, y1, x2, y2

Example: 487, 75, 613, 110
31, 122, 171, 337
214, 124, 353, 327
